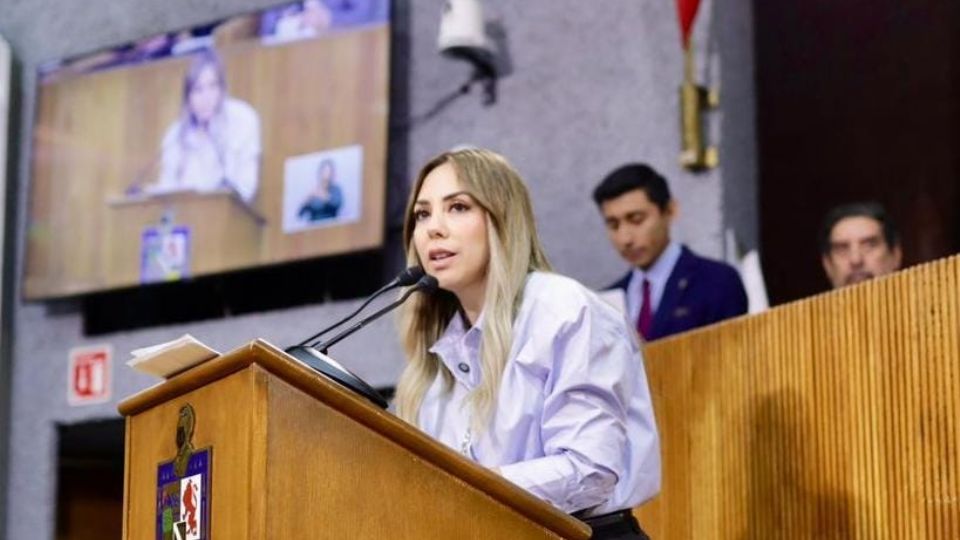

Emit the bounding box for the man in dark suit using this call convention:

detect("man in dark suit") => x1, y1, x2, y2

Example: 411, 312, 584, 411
593, 163, 747, 341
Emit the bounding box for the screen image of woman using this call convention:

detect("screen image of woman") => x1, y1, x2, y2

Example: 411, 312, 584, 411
394, 148, 660, 539
297, 158, 343, 222
154, 48, 261, 203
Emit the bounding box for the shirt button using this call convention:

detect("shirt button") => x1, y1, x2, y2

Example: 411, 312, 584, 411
457, 362, 470, 373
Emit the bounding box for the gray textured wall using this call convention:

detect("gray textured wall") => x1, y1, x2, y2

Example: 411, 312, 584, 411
0, 1, 756, 538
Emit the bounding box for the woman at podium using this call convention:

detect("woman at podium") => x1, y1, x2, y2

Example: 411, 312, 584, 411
154, 48, 261, 203
394, 148, 660, 539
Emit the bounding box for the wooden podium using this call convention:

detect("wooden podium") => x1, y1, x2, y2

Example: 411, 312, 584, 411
118, 340, 590, 540
105, 189, 265, 286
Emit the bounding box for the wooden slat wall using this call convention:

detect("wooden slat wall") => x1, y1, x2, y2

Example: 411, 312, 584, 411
635, 255, 960, 539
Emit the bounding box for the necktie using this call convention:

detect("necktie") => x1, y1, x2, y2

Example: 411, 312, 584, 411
637, 278, 653, 340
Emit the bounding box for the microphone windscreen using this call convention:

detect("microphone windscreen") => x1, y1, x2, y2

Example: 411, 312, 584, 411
417, 274, 440, 294
396, 266, 426, 286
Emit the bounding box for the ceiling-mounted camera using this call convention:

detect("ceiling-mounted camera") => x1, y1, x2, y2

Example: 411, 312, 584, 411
438, 0, 498, 105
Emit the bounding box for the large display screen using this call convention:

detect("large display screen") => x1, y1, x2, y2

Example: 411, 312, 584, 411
24, 0, 390, 299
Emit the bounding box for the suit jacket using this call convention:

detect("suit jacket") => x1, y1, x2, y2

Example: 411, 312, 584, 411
610, 246, 748, 341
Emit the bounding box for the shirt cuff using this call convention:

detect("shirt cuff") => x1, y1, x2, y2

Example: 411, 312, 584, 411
498, 452, 617, 513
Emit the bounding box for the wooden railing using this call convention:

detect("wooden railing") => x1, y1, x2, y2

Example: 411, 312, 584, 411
635, 255, 960, 539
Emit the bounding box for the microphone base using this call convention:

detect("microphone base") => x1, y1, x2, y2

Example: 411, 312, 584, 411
283, 345, 388, 409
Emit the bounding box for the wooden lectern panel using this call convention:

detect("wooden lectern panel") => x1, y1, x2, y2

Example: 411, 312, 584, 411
105, 190, 263, 285
634, 255, 960, 539
263, 367, 571, 539
124, 369, 260, 539
120, 341, 590, 540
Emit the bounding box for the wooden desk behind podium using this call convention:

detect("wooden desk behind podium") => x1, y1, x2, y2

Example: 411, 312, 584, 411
106, 189, 265, 285
633, 255, 960, 538
118, 340, 590, 540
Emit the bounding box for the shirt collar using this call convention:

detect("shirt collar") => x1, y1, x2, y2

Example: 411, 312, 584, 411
429, 311, 485, 383
431, 312, 466, 353
631, 241, 682, 286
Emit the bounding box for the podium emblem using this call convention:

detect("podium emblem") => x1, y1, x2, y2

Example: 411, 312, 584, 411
141, 223, 191, 284
157, 404, 212, 540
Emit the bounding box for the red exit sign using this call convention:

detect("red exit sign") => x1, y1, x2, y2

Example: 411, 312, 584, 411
68, 345, 112, 405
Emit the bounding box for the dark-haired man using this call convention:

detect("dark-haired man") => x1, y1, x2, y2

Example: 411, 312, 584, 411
593, 163, 747, 341
819, 201, 902, 289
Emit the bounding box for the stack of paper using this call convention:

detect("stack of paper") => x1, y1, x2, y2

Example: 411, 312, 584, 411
127, 334, 220, 378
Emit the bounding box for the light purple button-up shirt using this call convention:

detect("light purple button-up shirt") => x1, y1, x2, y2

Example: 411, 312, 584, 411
418, 272, 661, 515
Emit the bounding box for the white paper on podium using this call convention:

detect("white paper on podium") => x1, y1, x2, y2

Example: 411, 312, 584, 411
127, 334, 220, 378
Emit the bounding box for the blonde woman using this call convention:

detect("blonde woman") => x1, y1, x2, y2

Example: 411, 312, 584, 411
154, 48, 261, 203
395, 148, 660, 539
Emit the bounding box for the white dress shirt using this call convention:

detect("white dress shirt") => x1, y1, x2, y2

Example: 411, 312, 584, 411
417, 272, 661, 515
626, 241, 683, 326
157, 97, 261, 203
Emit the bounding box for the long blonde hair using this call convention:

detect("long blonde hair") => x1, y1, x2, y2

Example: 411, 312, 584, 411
395, 148, 552, 432
177, 48, 229, 182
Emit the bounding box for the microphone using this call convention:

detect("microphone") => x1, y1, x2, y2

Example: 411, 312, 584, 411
294, 266, 426, 348
315, 273, 438, 353
125, 149, 165, 196
387, 265, 428, 288
284, 273, 438, 409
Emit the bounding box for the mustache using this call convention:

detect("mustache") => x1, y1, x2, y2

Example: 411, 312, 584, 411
845, 271, 875, 284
